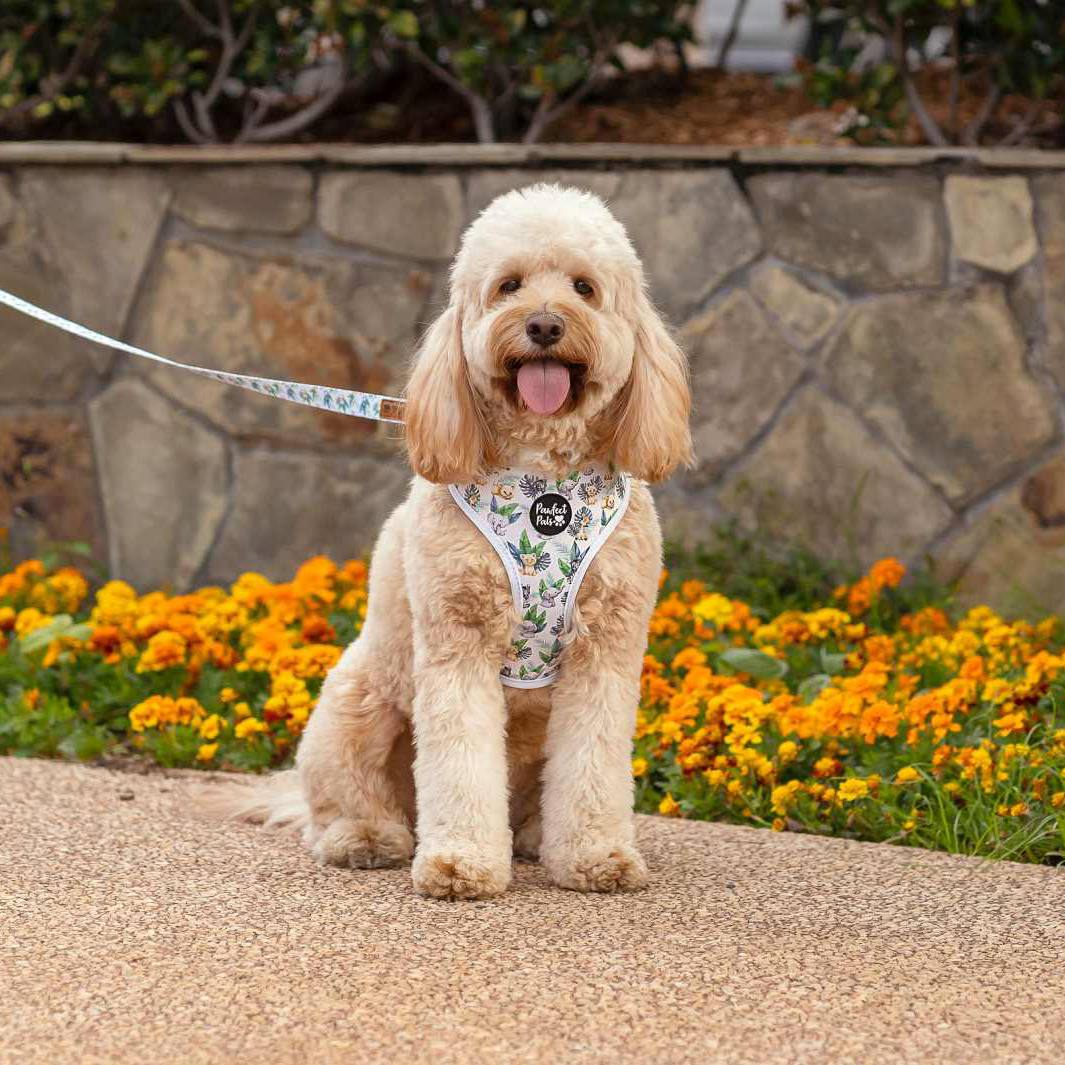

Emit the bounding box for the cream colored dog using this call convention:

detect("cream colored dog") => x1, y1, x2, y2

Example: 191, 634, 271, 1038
214, 184, 692, 899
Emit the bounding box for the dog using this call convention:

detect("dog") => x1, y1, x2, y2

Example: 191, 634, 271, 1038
209, 184, 692, 899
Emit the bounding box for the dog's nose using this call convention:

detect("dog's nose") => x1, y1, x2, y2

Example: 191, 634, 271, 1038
525, 312, 565, 348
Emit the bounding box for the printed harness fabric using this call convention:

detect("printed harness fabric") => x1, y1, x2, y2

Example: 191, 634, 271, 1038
449, 465, 631, 688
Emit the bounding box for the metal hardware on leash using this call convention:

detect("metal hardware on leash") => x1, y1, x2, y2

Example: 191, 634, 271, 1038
0, 287, 406, 425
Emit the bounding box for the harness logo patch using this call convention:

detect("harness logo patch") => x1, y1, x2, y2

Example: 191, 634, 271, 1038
530, 493, 572, 537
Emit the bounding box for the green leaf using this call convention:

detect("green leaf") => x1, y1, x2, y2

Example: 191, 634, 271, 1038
720, 648, 788, 680
798, 673, 832, 703
820, 648, 848, 675
387, 10, 419, 40
20, 615, 74, 654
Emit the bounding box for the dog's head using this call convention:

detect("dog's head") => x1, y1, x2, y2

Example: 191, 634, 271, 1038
404, 184, 692, 483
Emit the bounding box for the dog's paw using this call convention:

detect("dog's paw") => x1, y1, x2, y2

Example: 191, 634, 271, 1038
513, 813, 542, 861
412, 847, 511, 900
544, 843, 648, 893
311, 817, 414, 869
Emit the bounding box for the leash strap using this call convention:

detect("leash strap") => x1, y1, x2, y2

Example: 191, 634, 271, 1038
0, 287, 406, 424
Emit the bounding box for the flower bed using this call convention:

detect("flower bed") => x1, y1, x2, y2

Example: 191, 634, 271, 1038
2, 549, 1064, 865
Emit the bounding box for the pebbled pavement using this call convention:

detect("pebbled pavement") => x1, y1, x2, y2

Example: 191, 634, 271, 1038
2, 757, 1064, 1065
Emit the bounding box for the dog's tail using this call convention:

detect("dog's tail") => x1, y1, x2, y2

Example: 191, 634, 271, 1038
194, 769, 310, 834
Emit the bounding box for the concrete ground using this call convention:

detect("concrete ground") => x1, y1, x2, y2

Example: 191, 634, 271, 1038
3, 758, 1064, 1065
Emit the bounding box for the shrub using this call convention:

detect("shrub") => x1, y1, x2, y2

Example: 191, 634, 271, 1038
0, 0, 690, 144
795, 0, 1065, 146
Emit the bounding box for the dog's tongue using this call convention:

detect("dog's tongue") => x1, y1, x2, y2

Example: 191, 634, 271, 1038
516, 359, 571, 415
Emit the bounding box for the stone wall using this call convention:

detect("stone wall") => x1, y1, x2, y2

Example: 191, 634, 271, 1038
3, 143, 1065, 615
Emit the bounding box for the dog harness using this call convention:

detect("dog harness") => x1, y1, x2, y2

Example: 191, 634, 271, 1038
449, 464, 631, 688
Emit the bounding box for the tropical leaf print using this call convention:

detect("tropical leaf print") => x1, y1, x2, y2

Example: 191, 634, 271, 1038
507, 530, 551, 575
540, 638, 564, 665
556, 472, 580, 498
519, 474, 547, 499
538, 576, 565, 607
578, 475, 605, 504
451, 464, 630, 687
569, 506, 593, 540
520, 605, 548, 636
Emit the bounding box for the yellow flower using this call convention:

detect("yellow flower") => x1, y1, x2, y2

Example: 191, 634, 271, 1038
902, 819, 916, 831
136, 630, 187, 672
219, 687, 239, 704
658, 793, 681, 817
234, 717, 268, 740
776, 740, 798, 763
895, 767, 920, 784
771, 818, 785, 832
1051, 792, 1065, 809
771, 780, 802, 815
632, 757, 648, 777
837, 778, 869, 803
692, 594, 733, 629
234, 701, 251, 719
199, 714, 223, 740
197, 743, 219, 762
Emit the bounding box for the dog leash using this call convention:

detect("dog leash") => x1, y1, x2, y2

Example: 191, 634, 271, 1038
0, 287, 407, 424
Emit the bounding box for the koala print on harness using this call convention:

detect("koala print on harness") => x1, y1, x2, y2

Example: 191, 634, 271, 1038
450, 464, 631, 688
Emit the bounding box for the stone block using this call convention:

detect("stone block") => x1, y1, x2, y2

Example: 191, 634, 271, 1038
19, 168, 170, 336
171, 166, 313, 233
129, 240, 429, 444
944, 175, 1036, 274
611, 169, 762, 322
748, 262, 841, 349
0, 248, 101, 402
90, 378, 228, 590
934, 451, 1065, 617
681, 289, 805, 477
0, 174, 13, 232
824, 285, 1055, 503
719, 388, 952, 565
1032, 175, 1065, 391
204, 447, 411, 583
0, 409, 103, 561
318, 172, 462, 261
749, 173, 945, 292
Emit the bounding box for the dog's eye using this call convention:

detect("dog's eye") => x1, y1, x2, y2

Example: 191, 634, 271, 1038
499, 279, 521, 295
574, 279, 594, 298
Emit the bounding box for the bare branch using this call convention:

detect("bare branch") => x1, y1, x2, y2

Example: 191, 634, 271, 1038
176, 0, 221, 40
174, 0, 259, 143
404, 42, 496, 142
172, 97, 210, 143
887, 14, 947, 147
962, 82, 1001, 145
999, 97, 1047, 147
947, 4, 961, 139
522, 58, 611, 144
715, 0, 751, 72
238, 79, 349, 143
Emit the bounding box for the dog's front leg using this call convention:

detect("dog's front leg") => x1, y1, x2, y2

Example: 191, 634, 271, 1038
539, 655, 648, 893
409, 623, 513, 900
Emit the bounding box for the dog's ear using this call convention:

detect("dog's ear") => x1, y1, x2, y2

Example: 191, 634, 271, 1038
611, 287, 693, 482
404, 303, 489, 483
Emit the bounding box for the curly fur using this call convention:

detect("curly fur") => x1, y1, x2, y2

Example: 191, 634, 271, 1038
205, 184, 692, 899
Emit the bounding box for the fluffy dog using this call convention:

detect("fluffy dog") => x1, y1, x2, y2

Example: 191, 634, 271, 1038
213, 184, 692, 899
